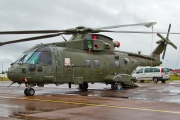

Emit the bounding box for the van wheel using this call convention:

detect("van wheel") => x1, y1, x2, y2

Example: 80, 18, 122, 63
140, 80, 144, 83
153, 77, 158, 83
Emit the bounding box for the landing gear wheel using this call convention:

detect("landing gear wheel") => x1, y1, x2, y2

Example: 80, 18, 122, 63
113, 83, 123, 90
79, 83, 88, 90
24, 88, 28, 96
27, 88, 35, 96
24, 88, 35, 96
111, 83, 115, 90
153, 77, 158, 83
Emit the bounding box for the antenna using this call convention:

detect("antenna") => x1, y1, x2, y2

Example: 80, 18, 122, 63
150, 25, 154, 66
175, 45, 180, 69
61, 35, 67, 41
2, 61, 3, 74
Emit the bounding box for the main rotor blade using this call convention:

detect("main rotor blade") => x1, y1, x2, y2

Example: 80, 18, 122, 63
99, 30, 180, 34
0, 30, 63, 34
95, 22, 156, 29
166, 24, 171, 39
0, 33, 62, 46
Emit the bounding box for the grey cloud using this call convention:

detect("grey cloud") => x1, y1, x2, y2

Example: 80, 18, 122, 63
0, 0, 180, 71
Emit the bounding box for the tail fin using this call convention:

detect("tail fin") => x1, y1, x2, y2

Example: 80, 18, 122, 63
150, 24, 177, 60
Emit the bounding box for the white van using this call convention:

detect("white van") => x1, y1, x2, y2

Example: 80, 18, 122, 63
132, 67, 170, 83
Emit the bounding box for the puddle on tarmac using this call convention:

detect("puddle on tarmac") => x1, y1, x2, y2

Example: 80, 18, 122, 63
0, 103, 24, 117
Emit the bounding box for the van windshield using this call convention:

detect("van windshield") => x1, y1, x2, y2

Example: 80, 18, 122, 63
162, 68, 169, 73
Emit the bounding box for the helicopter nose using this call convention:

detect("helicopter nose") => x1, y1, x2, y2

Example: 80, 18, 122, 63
7, 64, 27, 83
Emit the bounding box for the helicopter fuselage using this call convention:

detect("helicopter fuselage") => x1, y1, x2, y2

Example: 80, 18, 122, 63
6, 33, 162, 96
7, 46, 138, 83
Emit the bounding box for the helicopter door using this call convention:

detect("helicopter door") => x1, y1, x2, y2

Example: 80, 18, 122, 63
83, 55, 93, 81
62, 52, 74, 77
42, 48, 56, 83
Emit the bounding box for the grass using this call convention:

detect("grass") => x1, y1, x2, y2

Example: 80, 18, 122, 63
169, 75, 180, 81
0, 77, 9, 81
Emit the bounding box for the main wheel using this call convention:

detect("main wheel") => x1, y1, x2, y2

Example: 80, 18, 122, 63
114, 83, 122, 90
111, 83, 115, 90
79, 84, 83, 89
79, 83, 88, 90
153, 77, 158, 83
83, 83, 88, 89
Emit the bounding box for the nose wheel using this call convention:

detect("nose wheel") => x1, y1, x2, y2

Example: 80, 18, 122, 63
24, 88, 35, 96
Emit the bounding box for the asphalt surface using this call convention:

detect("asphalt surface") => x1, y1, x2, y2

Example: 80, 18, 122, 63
0, 80, 180, 120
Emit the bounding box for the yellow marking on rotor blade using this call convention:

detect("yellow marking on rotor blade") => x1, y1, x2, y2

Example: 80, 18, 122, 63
17, 97, 180, 114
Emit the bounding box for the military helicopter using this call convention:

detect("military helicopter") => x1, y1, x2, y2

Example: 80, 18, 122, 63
0, 22, 178, 96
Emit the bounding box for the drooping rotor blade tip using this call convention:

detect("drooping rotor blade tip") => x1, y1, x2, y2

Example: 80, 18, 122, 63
144, 22, 157, 28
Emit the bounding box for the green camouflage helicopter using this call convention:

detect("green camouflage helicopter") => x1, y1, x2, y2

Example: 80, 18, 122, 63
0, 22, 178, 96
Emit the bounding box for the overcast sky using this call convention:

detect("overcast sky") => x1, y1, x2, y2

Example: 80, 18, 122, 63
0, 0, 180, 72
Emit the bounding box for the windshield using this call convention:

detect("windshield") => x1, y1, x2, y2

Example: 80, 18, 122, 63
14, 47, 52, 65
25, 52, 52, 65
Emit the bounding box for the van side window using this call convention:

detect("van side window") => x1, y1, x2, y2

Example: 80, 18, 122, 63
94, 59, 100, 68
114, 61, 120, 68
137, 69, 143, 74
84, 59, 91, 68
145, 68, 151, 73
151, 68, 160, 72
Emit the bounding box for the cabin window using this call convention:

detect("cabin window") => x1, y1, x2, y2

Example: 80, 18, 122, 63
84, 59, 91, 68
64, 58, 71, 66
94, 59, 100, 68
124, 58, 129, 64
114, 61, 120, 68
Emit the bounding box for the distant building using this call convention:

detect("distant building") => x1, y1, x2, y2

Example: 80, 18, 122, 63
0, 73, 7, 78
171, 69, 180, 73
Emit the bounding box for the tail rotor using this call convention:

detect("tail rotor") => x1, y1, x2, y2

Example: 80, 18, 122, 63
156, 24, 177, 59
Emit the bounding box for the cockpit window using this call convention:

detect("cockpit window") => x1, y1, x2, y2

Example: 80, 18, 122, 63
14, 53, 29, 64
14, 47, 52, 65
26, 47, 52, 65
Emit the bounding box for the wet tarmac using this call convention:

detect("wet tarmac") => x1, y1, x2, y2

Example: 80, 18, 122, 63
0, 80, 180, 120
